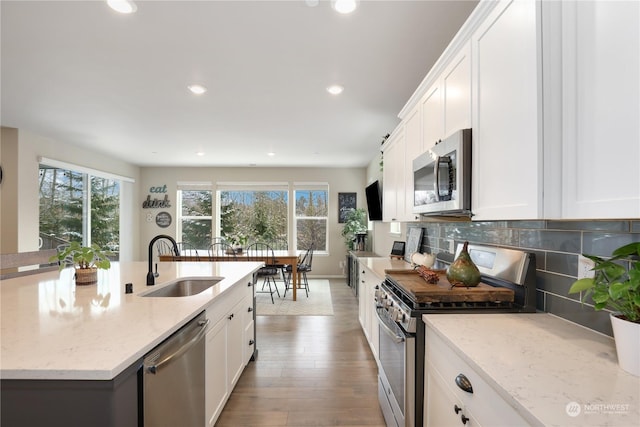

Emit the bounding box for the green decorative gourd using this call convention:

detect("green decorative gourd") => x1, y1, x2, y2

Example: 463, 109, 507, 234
446, 241, 481, 287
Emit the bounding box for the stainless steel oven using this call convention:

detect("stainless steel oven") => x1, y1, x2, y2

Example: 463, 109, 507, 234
376, 306, 415, 427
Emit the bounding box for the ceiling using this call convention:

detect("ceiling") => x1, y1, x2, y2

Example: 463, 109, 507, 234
1, 0, 478, 168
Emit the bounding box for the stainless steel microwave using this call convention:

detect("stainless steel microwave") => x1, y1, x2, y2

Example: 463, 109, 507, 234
412, 128, 472, 216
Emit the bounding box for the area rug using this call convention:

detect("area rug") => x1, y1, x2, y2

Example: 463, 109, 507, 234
256, 279, 334, 316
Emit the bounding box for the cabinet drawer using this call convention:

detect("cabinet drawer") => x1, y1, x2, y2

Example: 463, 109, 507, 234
426, 329, 531, 426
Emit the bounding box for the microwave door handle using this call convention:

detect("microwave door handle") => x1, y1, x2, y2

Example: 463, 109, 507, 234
443, 156, 453, 200
433, 155, 441, 201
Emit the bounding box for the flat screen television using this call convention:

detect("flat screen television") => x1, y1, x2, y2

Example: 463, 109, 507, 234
365, 180, 383, 221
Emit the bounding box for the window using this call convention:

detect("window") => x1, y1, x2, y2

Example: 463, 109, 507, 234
177, 188, 212, 250
39, 164, 121, 257
217, 184, 288, 247
294, 184, 328, 252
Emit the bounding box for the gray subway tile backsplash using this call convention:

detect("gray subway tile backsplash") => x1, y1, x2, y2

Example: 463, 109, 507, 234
414, 219, 639, 337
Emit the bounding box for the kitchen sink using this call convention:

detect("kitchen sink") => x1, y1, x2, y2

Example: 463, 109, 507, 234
140, 278, 221, 297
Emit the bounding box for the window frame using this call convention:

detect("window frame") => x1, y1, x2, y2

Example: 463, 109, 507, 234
37, 158, 128, 256
176, 183, 213, 251
293, 183, 329, 255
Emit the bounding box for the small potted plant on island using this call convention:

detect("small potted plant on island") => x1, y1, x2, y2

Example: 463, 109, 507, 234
568, 242, 640, 377
50, 241, 112, 285
226, 233, 249, 254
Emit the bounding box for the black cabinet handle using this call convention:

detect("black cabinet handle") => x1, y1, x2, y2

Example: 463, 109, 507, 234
248, 307, 253, 312
455, 374, 473, 393
228, 313, 234, 320
249, 339, 255, 346
461, 414, 470, 425
454, 405, 462, 414
247, 282, 253, 287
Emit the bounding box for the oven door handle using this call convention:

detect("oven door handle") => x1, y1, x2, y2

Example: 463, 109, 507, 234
375, 308, 405, 343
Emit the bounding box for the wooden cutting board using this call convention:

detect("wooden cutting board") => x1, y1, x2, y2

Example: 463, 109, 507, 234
385, 270, 514, 304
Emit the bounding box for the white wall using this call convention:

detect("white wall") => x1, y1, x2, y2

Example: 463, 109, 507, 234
139, 166, 367, 277
0, 127, 141, 259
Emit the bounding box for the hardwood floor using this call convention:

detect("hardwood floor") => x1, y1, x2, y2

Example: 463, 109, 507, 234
215, 279, 386, 427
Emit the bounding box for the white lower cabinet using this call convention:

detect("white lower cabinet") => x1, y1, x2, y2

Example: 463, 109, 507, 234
205, 275, 255, 427
358, 262, 380, 362
425, 364, 481, 427
425, 327, 530, 427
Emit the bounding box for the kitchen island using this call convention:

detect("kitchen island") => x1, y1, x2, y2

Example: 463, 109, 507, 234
0, 260, 262, 426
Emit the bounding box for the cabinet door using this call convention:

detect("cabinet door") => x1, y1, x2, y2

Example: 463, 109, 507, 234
243, 294, 255, 365
443, 41, 471, 138
561, 0, 640, 218
404, 106, 422, 222
421, 82, 444, 149
425, 363, 481, 427
382, 129, 406, 222
365, 272, 380, 361
206, 318, 228, 427
227, 299, 245, 388
471, 0, 542, 220
358, 265, 367, 332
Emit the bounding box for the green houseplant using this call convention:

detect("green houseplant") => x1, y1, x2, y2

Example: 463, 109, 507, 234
568, 241, 640, 376
341, 208, 368, 250
50, 241, 111, 285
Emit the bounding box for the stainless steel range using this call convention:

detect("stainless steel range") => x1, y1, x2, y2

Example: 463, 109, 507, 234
374, 243, 537, 427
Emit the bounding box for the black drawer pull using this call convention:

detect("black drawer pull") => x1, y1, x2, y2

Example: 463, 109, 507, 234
455, 373, 473, 393
461, 414, 470, 425
454, 405, 462, 414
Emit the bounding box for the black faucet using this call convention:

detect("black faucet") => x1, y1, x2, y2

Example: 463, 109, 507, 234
147, 234, 179, 286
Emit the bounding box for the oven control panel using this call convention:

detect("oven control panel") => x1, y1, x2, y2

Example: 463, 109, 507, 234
376, 283, 416, 333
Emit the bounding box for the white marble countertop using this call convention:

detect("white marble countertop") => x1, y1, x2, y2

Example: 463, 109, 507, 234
0, 261, 262, 381
423, 313, 640, 427
354, 254, 414, 279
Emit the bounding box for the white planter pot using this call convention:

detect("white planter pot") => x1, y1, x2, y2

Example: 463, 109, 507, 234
610, 313, 640, 377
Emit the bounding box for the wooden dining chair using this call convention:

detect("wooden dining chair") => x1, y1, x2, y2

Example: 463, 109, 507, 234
246, 242, 280, 304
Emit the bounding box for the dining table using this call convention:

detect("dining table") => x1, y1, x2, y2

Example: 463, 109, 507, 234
159, 250, 302, 301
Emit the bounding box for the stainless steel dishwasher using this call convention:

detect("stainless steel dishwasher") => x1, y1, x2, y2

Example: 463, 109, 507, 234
143, 311, 209, 427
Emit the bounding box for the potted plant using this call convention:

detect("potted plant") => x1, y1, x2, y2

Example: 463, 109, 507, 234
226, 233, 248, 254
341, 208, 368, 250
50, 241, 112, 285
568, 241, 640, 376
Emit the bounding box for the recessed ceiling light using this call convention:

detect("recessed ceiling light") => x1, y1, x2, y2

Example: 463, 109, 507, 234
332, 0, 357, 14
187, 84, 207, 95
267, 152, 276, 157
196, 151, 205, 157
327, 85, 344, 95
107, 0, 137, 14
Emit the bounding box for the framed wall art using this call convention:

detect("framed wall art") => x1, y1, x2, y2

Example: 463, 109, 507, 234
338, 192, 357, 223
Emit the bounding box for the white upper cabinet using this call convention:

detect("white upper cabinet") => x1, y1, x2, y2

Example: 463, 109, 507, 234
421, 82, 444, 150
390, 0, 638, 221
382, 127, 406, 222
443, 41, 472, 139
560, 0, 640, 218
471, 0, 543, 220
404, 106, 422, 222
